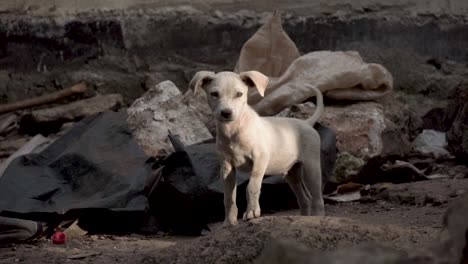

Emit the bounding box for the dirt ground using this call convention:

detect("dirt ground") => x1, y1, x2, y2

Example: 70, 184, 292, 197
1, 177, 465, 264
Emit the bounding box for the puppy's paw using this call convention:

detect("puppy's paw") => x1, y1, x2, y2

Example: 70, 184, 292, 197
222, 218, 238, 227
243, 207, 261, 221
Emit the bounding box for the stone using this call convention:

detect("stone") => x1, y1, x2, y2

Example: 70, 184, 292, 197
332, 152, 365, 183
127, 80, 212, 157
412, 129, 450, 158
280, 102, 386, 159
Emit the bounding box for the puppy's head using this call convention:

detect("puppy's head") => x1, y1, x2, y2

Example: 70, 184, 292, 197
189, 71, 269, 123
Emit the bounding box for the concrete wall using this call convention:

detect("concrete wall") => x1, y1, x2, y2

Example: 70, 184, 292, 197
1, 0, 468, 16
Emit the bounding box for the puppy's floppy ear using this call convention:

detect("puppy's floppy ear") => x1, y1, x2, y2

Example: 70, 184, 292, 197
239, 71, 269, 97
189, 71, 215, 94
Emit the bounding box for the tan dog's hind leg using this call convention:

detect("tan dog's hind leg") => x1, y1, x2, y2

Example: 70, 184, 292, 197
221, 161, 238, 226
243, 157, 268, 221
302, 160, 325, 216
284, 163, 312, 215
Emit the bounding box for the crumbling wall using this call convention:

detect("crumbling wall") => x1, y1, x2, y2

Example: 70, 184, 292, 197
0, 2, 467, 104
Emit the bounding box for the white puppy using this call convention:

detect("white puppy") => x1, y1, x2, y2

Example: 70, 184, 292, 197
190, 70, 324, 226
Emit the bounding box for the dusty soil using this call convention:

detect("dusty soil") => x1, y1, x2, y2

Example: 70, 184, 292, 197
1, 177, 466, 264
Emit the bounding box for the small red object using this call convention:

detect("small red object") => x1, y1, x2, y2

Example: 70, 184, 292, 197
52, 231, 66, 244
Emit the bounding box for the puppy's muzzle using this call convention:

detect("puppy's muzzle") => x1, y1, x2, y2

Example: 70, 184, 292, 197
220, 109, 233, 122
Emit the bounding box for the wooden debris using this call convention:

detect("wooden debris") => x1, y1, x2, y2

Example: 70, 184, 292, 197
0, 83, 87, 115
381, 160, 428, 180
21, 94, 123, 124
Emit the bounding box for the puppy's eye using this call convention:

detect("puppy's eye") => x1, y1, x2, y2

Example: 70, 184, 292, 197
210, 92, 219, 98
235, 92, 243, 98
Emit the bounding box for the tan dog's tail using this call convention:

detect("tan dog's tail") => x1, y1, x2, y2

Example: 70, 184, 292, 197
305, 85, 324, 126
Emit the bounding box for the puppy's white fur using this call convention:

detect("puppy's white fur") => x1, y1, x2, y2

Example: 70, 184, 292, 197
189, 71, 325, 225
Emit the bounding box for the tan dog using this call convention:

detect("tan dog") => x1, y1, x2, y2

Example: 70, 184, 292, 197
189, 71, 324, 226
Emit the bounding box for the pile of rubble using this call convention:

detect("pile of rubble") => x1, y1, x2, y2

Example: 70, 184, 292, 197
0, 10, 467, 264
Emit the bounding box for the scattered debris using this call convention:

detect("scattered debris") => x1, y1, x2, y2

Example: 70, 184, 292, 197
63, 220, 88, 239
324, 182, 368, 203
412, 129, 450, 158
350, 155, 432, 184
380, 160, 428, 180
324, 191, 362, 203
127, 80, 212, 157
0, 83, 87, 115
19, 94, 123, 134
337, 182, 366, 194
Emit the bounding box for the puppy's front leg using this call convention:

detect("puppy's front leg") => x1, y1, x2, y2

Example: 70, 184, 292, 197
221, 160, 238, 226
243, 157, 268, 221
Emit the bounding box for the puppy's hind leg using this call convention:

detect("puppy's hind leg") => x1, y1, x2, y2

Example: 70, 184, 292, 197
285, 163, 312, 216
302, 156, 325, 216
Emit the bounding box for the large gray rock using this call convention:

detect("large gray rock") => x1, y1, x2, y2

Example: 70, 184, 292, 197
279, 102, 386, 159
127, 81, 212, 157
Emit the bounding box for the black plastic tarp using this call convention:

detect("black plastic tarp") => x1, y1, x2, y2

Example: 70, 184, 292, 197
0, 110, 154, 233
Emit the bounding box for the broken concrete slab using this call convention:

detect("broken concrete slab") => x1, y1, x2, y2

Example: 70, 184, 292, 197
279, 102, 386, 159
127, 80, 212, 157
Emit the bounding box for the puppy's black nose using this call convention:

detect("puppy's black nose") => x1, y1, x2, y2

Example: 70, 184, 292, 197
221, 109, 232, 119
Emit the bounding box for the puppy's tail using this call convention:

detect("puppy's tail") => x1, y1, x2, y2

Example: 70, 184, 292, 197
305, 85, 324, 126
